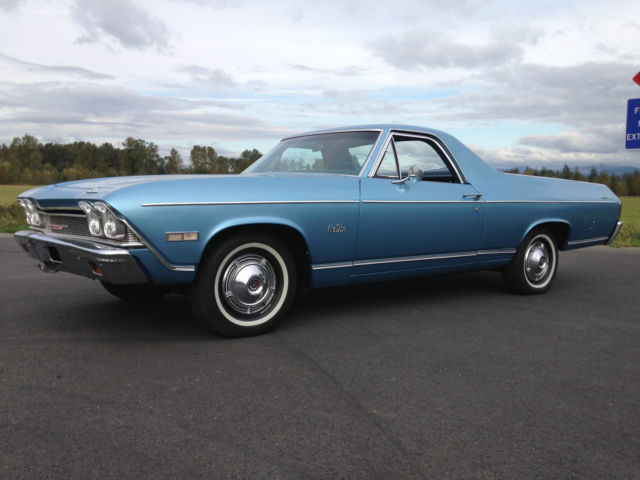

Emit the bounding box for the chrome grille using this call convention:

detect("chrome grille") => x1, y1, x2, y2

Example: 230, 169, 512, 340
44, 213, 139, 244
48, 214, 90, 237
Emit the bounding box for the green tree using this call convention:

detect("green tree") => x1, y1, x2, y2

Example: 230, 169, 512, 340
0, 161, 10, 183
165, 148, 183, 174
629, 171, 640, 196
9, 134, 43, 183
96, 142, 118, 176
235, 148, 262, 173
190, 145, 217, 173
597, 171, 610, 187
121, 138, 162, 175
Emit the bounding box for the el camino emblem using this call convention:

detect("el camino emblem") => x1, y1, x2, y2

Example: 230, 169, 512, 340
328, 224, 347, 233
50, 224, 67, 231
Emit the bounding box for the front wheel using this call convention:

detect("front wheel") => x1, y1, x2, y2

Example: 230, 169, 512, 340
189, 234, 297, 337
502, 229, 558, 294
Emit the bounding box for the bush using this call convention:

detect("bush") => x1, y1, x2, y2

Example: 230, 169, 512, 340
0, 203, 28, 233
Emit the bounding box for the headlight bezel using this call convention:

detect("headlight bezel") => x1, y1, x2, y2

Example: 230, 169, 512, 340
18, 198, 42, 227
93, 202, 126, 240
78, 201, 126, 240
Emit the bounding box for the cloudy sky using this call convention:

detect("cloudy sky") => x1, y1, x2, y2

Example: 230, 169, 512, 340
1, 0, 640, 167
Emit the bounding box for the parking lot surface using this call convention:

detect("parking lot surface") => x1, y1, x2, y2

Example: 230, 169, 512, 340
1, 235, 639, 479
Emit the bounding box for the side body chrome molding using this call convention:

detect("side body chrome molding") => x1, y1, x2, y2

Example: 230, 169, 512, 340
141, 200, 359, 207
311, 248, 516, 271
141, 199, 620, 208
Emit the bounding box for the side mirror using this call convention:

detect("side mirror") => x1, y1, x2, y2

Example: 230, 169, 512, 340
408, 166, 424, 182
392, 166, 424, 184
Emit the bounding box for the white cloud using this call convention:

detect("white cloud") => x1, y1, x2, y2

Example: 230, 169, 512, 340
0, 0, 21, 12
0, 52, 113, 80
369, 29, 524, 70
70, 0, 171, 51
0, 0, 639, 166
519, 129, 621, 155
176, 65, 237, 89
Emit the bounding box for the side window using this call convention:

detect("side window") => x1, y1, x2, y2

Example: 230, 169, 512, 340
277, 147, 323, 171
374, 134, 459, 183
376, 142, 399, 178
393, 136, 457, 182
348, 144, 373, 169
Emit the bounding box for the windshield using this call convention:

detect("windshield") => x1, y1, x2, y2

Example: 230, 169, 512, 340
243, 131, 380, 175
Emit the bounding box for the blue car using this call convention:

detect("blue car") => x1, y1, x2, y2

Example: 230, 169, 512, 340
15, 125, 623, 336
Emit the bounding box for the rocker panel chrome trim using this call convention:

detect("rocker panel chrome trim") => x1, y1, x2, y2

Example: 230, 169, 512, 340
477, 248, 517, 255
311, 262, 353, 271
566, 236, 609, 246
311, 248, 515, 270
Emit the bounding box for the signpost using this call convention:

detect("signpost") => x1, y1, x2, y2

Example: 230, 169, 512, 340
626, 99, 640, 149
627, 73, 640, 149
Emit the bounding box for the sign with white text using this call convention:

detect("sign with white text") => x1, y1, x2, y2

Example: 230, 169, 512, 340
626, 99, 640, 149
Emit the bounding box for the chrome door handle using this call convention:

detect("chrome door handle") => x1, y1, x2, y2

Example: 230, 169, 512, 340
463, 194, 483, 200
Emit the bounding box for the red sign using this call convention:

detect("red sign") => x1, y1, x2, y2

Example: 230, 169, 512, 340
634, 72, 640, 87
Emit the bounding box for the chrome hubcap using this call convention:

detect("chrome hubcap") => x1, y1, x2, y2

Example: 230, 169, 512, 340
524, 240, 550, 283
221, 254, 277, 315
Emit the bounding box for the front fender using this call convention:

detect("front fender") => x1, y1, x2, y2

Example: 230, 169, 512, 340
204, 216, 311, 249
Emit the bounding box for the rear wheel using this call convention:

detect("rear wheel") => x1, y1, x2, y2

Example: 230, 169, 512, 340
189, 234, 297, 337
502, 228, 558, 294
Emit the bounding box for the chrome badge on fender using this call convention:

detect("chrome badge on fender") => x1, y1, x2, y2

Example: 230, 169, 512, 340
328, 224, 347, 233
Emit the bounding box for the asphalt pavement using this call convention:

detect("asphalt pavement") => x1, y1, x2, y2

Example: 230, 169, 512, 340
1, 234, 639, 479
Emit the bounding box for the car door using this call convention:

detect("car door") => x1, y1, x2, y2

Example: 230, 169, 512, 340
354, 132, 485, 276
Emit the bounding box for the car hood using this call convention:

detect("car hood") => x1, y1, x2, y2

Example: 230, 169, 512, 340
54, 175, 192, 191
22, 174, 361, 210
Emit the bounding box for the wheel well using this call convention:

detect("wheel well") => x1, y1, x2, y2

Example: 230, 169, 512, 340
532, 222, 571, 248
200, 224, 312, 288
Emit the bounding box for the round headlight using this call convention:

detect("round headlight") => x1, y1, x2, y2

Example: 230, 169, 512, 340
19, 199, 42, 226
88, 215, 102, 236
79, 201, 103, 237
94, 202, 125, 239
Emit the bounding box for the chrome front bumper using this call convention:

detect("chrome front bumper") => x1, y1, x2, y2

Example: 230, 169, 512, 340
605, 221, 623, 245
14, 230, 149, 284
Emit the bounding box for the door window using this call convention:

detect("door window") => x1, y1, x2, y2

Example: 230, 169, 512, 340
375, 134, 459, 183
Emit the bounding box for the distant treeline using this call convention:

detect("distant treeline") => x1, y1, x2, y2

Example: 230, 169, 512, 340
504, 165, 640, 196
2, 135, 639, 196
0, 134, 262, 184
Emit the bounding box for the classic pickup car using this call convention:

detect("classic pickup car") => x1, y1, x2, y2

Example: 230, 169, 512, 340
15, 125, 623, 336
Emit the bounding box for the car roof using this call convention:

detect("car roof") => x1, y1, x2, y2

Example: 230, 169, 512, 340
282, 124, 450, 141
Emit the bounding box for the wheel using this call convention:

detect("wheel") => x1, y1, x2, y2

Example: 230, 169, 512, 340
189, 234, 297, 337
100, 281, 166, 301
502, 228, 558, 294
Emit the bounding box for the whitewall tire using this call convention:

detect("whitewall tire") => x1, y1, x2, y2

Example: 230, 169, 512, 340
502, 229, 558, 294
190, 234, 297, 337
